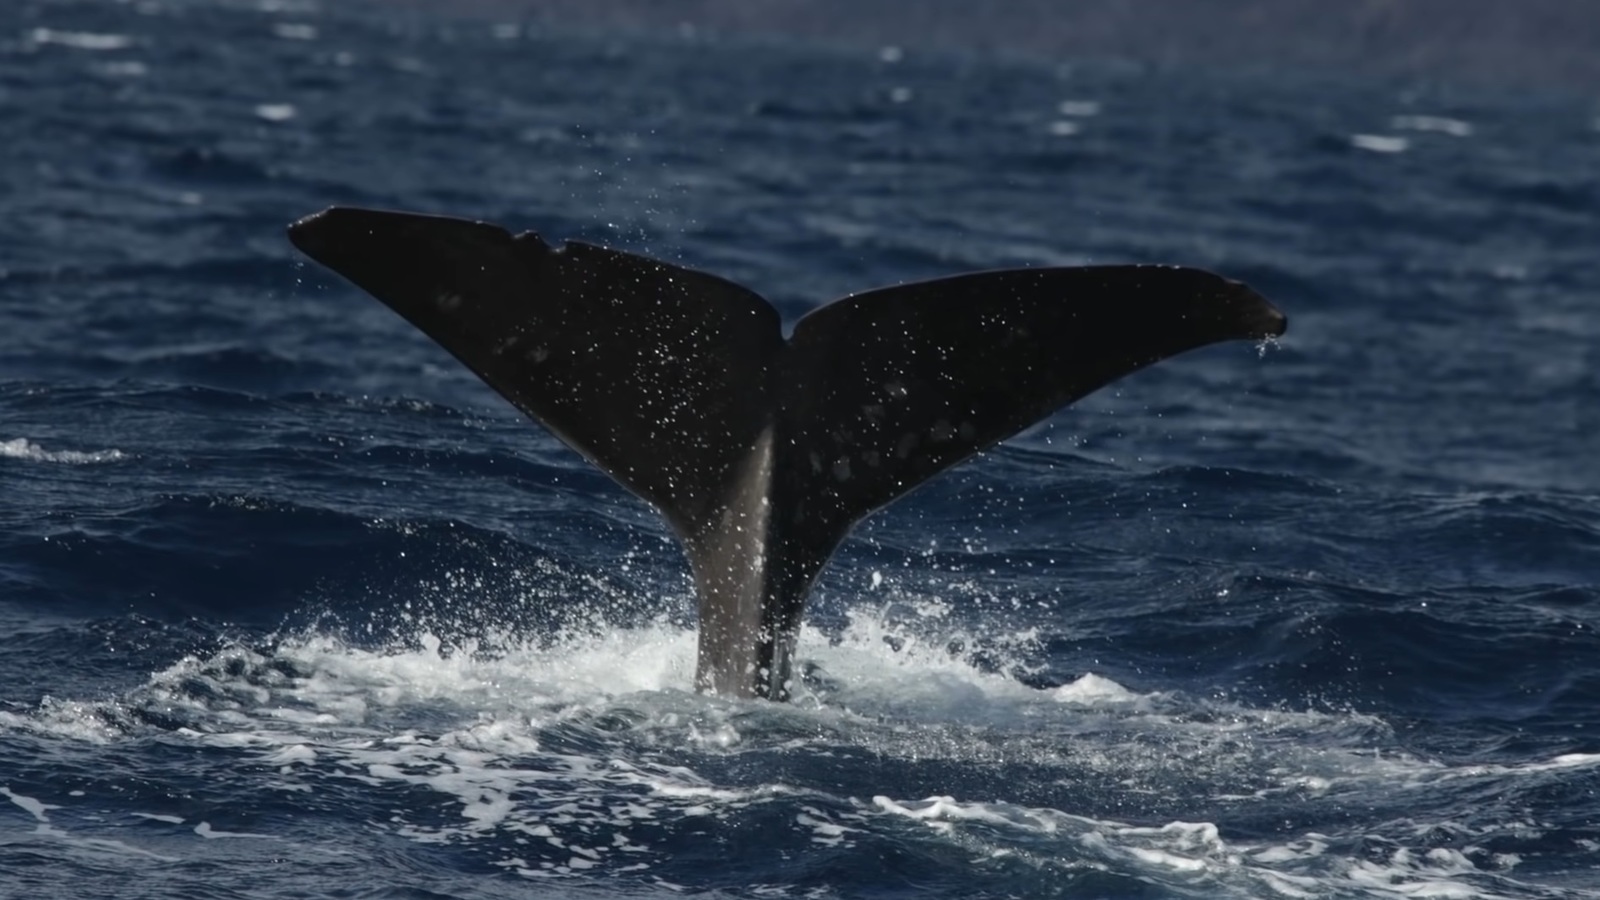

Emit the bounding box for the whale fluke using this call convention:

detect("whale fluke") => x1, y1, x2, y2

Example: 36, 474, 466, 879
288, 207, 1286, 700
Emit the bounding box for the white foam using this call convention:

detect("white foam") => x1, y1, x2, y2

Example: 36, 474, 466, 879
1351, 134, 1409, 154
132, 813, 185, 825
2, 786, 59, 822
873, 795, 1063, 836
3, 787, 180, 861
797, 806, 861, 847
1052, 672, 1141, 706
870, 792, 1534, 898
3, 601, 1569, 896
254, 103, 296, 122
28, 28, 133, 51
194, 821, 272, 839
1540, 752, 1600, 769
0, 437, 127, 464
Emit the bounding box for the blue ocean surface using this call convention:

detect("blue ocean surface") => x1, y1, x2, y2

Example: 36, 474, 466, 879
3, 1, 1600, 897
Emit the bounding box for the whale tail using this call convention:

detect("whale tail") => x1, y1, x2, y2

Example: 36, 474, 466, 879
288, 207, 1286, 699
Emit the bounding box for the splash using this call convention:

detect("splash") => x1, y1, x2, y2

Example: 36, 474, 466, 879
0, 438, 127, 465
0, 611, 1576, 897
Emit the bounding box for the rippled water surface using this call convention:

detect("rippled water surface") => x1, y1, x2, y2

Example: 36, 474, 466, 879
3, 1, 1600, 897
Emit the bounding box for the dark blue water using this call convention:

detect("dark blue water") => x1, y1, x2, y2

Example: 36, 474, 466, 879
4, 1, 1600, 897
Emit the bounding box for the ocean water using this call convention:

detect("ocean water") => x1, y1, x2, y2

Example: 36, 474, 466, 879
3, 1, 1600, 897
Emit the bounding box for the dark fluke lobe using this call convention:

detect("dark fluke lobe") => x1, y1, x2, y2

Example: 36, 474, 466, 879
289, 206, 1285, 701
